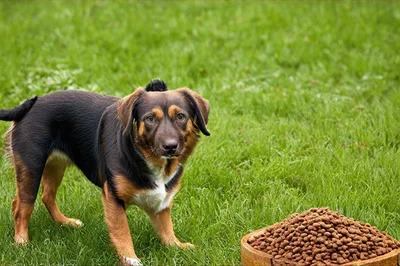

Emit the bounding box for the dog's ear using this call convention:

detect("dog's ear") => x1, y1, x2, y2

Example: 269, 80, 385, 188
117, 88, 144, 136
178, 88, 210, 136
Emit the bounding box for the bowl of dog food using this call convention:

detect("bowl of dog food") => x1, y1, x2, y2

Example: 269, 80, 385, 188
241, 208, 400, 266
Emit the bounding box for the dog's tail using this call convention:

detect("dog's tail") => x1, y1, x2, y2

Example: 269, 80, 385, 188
0, 96, 38, 122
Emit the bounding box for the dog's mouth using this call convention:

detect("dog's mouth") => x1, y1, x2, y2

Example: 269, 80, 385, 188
160, 149, 181, 159
152, 147, 182, 160
161, 155, 178, 160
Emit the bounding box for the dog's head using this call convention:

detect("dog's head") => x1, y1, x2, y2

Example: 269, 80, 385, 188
117, 79, 210, 164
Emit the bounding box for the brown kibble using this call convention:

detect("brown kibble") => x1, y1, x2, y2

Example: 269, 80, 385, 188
284, 252, 293, 259
360, 229, 370, 235
348, 242, 358, 248
284, 245, 292, 251
281, 240, 289, 247
343, 237, 352, 244
248, 235, 256, 243
348, 227, 359, 234
293, 247, 302, 253
333, 219, 342, 225
248, 208, 400, 266
338, 228, 349, 236
298, 225, 306, 230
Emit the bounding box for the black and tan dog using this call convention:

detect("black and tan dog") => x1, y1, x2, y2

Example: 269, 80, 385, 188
0, 79, 210, 266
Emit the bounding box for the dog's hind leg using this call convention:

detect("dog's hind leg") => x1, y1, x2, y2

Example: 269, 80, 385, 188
12, 155, 43, 245
41, 153, 83, 227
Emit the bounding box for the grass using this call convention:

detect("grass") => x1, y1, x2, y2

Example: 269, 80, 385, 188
1, 1, 400, 265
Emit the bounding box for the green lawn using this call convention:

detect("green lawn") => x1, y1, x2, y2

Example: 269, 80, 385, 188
1, 1, 400, 265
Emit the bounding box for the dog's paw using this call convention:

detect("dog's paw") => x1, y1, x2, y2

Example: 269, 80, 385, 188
14, 235, 28, 246
61, 218, 84, 228
179, 242, 195, 249
166, 239, 195, 249
123, 257, 143, 266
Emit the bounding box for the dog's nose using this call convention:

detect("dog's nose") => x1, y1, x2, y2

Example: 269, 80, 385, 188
162, 139, 178, 154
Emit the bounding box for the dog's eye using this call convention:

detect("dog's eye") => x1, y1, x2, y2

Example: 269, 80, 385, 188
146, 115, 155, 122
176, 113, 186, 120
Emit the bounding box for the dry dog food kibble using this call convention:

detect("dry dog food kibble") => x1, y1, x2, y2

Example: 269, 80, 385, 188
247, 208, 400, 265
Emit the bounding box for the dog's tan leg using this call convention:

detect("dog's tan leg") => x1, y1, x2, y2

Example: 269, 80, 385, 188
12, 157, 39, 245
12, 197, 34, 245
102, 182, 142, 266
41, 158, 82, 227
146, 207, 194, 249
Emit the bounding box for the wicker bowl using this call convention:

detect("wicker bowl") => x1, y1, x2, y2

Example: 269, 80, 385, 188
241, 227, 400, 266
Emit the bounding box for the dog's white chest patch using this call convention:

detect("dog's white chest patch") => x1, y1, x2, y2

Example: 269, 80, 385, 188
132, 171, 178, 213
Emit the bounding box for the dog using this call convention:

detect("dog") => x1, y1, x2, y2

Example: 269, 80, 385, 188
0, 79, 210, 266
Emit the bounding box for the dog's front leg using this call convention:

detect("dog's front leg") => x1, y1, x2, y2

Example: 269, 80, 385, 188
146, 207, 194, 249
102, 182, 142, 266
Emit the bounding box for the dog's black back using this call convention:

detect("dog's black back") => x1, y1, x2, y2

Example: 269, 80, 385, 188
9, 90, 118, 186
